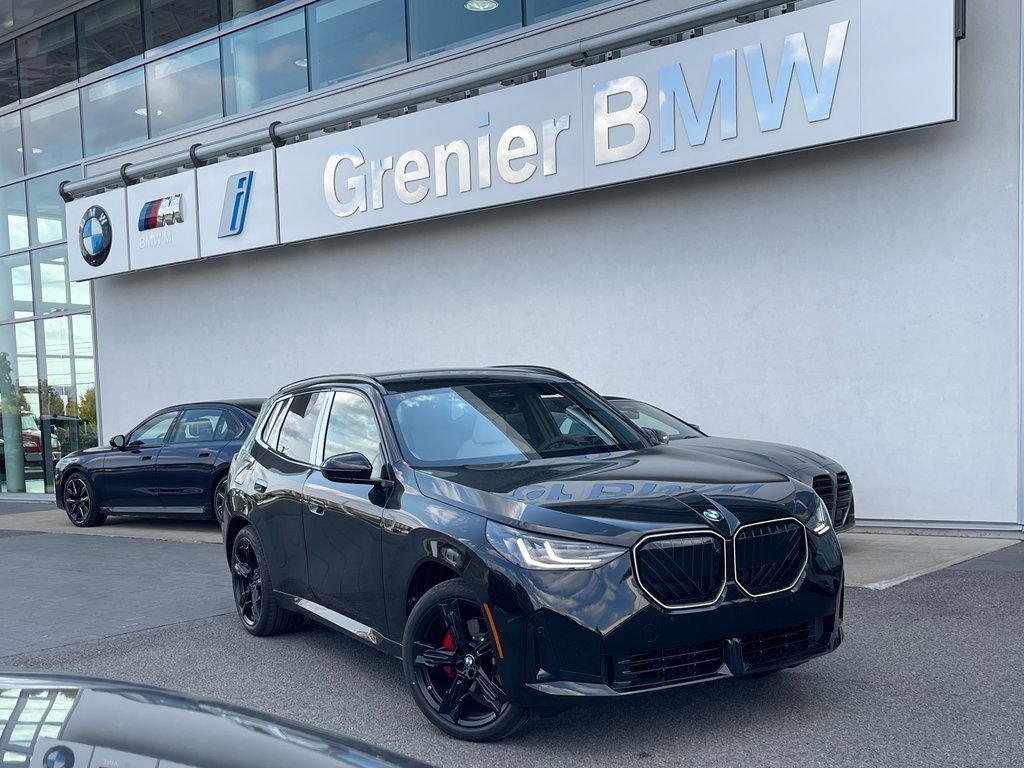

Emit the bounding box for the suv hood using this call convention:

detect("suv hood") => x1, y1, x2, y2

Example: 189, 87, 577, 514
413, 445, 815, 547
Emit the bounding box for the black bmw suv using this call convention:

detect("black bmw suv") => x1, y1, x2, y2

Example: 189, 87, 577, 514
224, 368, 844, 741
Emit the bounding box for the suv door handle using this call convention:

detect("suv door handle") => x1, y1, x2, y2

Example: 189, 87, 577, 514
307, 501, 325, 516
199, 451, 211, 457
254, 481, 267, 493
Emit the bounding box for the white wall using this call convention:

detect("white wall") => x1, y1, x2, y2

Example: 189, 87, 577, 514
93, 3, 1021, 528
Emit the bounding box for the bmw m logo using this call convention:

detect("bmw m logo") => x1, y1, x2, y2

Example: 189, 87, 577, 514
79, 205, 112, 267
43, 746, 75, 768
138, 194, 183, 231
702, 509, 723, 522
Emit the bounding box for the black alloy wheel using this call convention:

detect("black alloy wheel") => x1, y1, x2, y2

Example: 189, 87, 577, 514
213, 475, 229, 525
63, 473, 106, 527
230, 526, 303, 636
403, 579, 529, 741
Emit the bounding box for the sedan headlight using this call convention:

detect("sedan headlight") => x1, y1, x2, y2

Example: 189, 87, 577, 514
810, 495, 832, 536
485, 520, 626, 570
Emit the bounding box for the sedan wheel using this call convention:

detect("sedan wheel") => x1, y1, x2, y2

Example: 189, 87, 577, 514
403, 579, 530, 741
63, 474, 106, 527
213, 476, 229, 524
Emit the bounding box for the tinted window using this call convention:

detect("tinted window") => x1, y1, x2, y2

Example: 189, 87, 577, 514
221, 0, 289, 23
146, 42, 222, 137
323, 391, 382, 473
77, 0, 145, 77
82, 68, 148, 156
277, 391, 327, 462
16, 16, 78, 100
221, 10, 307, 116
611, 399, 703, 439
0, 111, 22, 183
215, 409, 248, 440
32, 244, 91, 315
0, 251, 32, 320
143, 0, 219, 50
0, 41, 17, 108
408, 0, 521, 59
171, 407, 223, 442
525, 0, 606, 23
130, 411, 178, 445
307, 0, 406, 90
21, 93, 83, 174
27, 168, 78, 247
259, 397, 287, 444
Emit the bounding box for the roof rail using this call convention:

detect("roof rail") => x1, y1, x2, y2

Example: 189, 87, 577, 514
277, 374, 385, 395
490, 365, 575, 380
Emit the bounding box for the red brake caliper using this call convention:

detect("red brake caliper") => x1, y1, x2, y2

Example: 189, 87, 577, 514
442, 630, 456, 678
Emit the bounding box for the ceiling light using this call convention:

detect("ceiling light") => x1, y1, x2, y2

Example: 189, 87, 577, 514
15, 147, 42, 154
294, 58, 308, 68
134, 107, 163, 117
465, 0, 499, 10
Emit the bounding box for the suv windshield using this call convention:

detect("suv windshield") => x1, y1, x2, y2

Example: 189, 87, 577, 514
385, 381, 646, 467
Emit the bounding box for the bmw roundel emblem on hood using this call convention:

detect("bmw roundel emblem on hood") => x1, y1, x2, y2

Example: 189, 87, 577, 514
79, 205, 112, 267
702, 509, 723, 522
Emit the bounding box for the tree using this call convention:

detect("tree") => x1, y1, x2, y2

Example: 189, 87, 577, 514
78, 388, 96, 427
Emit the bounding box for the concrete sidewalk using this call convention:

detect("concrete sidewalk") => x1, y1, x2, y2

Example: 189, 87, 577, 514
0, 504, 221, 543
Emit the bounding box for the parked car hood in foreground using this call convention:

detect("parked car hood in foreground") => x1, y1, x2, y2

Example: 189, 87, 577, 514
413, 445, 815, 546
0, 672, 430, 768
678, 436, 840, 475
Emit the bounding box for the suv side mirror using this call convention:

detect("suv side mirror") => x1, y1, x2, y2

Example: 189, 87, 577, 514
322, 452, 374, 483
110, 434, 126, 450
641, 427, 670, 445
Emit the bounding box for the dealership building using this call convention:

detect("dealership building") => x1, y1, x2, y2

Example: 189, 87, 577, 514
0, 0, 1019, 532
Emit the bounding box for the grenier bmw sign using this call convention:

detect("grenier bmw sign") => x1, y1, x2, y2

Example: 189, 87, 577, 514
64, 0, 955, 280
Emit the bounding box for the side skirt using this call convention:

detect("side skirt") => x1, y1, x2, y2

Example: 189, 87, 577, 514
276, 591, 401, 658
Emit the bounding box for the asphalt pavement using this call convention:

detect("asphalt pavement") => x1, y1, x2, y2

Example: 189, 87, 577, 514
1, 505, 1021, 768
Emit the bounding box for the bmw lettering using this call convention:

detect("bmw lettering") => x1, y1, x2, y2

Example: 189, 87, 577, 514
137, 194, 183, 248
219, 170, 253, 238
78, 205, 112, 267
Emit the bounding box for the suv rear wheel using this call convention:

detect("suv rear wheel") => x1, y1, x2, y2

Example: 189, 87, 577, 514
231, 526, 303, 635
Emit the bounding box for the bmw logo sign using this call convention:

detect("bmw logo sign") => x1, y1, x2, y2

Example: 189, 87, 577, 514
79, 205, 112, 267
702, 509, 723, 522
43, 746, 75, 768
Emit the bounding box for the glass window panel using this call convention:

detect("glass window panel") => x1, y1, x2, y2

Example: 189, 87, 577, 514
147, 42, 223, 137
0, 252, 32, 320
221, 0, 289, 24
72, 315, 93, 358
77, 0, 145, 77
0, 112, 24, 182
277, 391, 326, 461
408, 0, 521, 59
21, 93, 82, 175
308, 0, 406, 89
27, 168, 80, 248
82, 69, 147, 156
32, 244, 89, 314
0, 42, 17, 108
0, 320, 39, 493
0, 184, 28, 254
222, 10, 307, 115
525, 0, 607, 24
15, 16, 78, 100
143, 0, 220, 50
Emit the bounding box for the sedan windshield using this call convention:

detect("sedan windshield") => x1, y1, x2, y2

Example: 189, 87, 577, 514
385, 381, 647, 466
609, 399, 703, 439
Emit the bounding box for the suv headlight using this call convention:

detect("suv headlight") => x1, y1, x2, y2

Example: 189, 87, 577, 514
810, 495, 832, 536
486, 520, 626, 570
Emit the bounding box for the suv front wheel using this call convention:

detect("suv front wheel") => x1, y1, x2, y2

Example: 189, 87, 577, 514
402, 579, 530, 741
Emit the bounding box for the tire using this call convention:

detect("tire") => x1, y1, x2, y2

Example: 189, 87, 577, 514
402, 579, 530, 742
212, 474, 229, 525
62, 472, 107, 528
230, 526, 303, 636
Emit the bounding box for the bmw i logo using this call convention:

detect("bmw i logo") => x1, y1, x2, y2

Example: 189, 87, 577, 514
79, 205, 112, 267
43, 746, 75, 768
702, 509, 723, 522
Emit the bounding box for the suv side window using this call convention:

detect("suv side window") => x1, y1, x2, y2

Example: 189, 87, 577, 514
260, 398, 288, 446
323, 391, 383, 475
277, 391, 328, 463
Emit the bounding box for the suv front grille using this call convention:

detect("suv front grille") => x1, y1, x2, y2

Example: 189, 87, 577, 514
835, 472, 852, 526
733, 519, 807, 596
610, 640, 724, 690
633, 533, 725, 608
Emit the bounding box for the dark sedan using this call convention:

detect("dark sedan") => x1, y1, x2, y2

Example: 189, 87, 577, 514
224, 368, 843, 741
607, 397, 855, 531
55, 399, 263, 527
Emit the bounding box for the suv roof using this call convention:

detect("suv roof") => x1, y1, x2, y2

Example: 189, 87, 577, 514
276, 367, 575, 396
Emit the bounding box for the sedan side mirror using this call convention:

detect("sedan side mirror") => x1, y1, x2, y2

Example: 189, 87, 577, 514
641, 427, 670, 445
322, 452, 374, 483
110, 434, 126, 450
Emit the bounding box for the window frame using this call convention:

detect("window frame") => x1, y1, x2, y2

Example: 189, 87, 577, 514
315, 387, 389, 471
